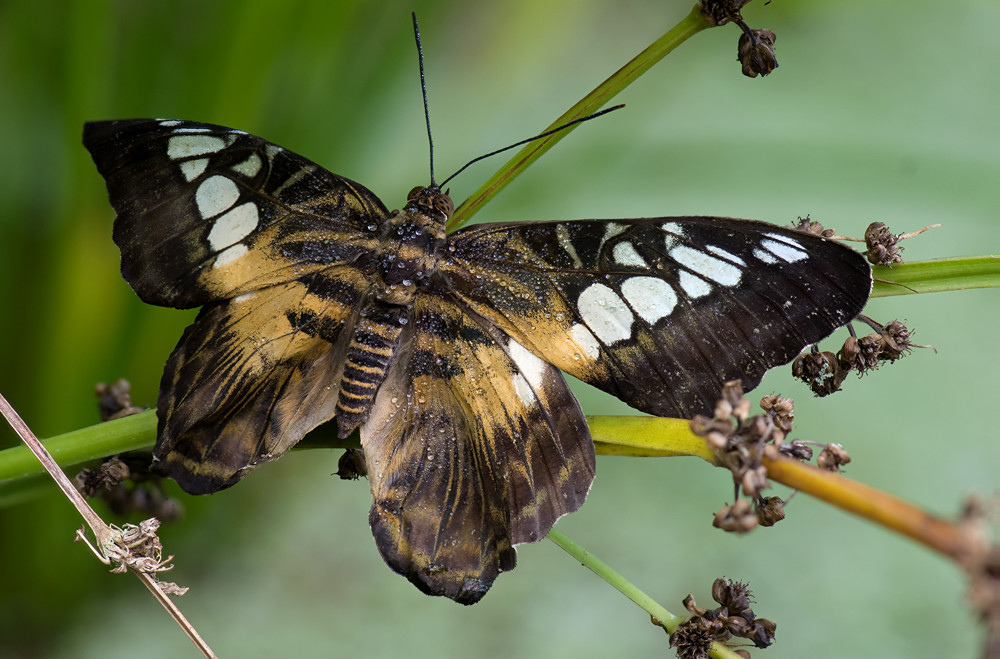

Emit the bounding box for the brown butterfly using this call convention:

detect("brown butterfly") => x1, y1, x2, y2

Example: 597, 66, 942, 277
83, 117, 870, 603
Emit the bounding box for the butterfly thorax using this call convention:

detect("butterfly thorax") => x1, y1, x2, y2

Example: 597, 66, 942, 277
335, 186, 451, 436
376, 185, 450, 303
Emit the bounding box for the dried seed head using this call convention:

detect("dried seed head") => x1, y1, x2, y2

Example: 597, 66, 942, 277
721, 380, 745, 408
75, 457, 130, 496
757, 496, 786, 527
856, 334, 884, 373
748, 617, 778, 649
864, 221, 904, 265
793, 216, 836, 238
817, 443, 851, 471
713, 578, 754, 613
838, 335, 860, 369
738, 28, 779, 77
759, 394, 794, 432
793, 350, 847, 396
336, 448, 368, 480
706, 430, 730, 450
733, 397, 753, 421
95, 379, 145, 421
880, 320, 914, 361
669, 618, 717, 659
778, 441, 814, 461
678, 578, 776, 654
714, 500, 759, 533
741, 466, 770, 498
699, 0, 754, 26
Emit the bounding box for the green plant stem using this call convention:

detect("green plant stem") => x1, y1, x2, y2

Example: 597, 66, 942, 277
871, 255, 1000, 297
446, 5, 711, 231
547, 528, 744, 659
0, 409, 156, 483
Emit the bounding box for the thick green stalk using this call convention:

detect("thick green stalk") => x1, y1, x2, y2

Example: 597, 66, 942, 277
871, 256, 1000, 297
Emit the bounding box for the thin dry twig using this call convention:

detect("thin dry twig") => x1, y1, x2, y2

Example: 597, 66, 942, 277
0, 392, 217, 659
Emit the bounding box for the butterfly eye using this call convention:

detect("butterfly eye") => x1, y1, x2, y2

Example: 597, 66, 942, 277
433, 193, 454, 217
407, 186, 424, 202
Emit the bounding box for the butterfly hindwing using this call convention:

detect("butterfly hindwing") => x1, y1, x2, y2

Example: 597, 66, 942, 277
442, 217, 872, 419
154, 268, 373, 493
362, 291, 595, 604
83, 119, 387, 309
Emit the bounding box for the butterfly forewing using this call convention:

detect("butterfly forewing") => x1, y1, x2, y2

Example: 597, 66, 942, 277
84, 119, 387, 309
363, 292, 594, 604
442, 217, 872, 419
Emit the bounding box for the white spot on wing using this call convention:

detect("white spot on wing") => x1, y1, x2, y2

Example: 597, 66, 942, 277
679, 271, 712, 298
233, 292, 256, 304
753, 248, 778, 264
179, 158, 208, 182
158, 119, 182, 127
612, 242, 647, 268
620, 276, 678, 324
670, 245, 742, 286
167, 134, 225, 160
662, 222, 684, 250
597, 222, 628, 255
577, 283, 633, 344
556, 224, 583, 268
507, 339, 548, 390
706, 245, 746, 266
231, 153, 262, 178
570, 323, 601, 359
761, 234, 808, 263
207, 202, 259, 251
214, 243, 247, 268
196, 175, 240, 218
661, 221, 684, 236
512, 373, 534, 407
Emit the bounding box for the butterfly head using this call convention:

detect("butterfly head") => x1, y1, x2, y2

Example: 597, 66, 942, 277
405, 185, 453, 222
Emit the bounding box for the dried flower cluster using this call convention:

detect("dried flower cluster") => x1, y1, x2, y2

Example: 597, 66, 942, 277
793, 318, 923, 397
669, 578, 776, 658
77, 381, 183, 520
698, 0, 778, 77
95, 379, 145, 421
691, 381, 852, 534
75, 518, 188, 595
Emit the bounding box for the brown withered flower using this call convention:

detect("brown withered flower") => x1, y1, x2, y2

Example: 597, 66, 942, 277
336, 448, 369, 480
756, 496, 787, 527
738, 28, 778, 77
817, 443, 851, 472
864, 221, 903, 265
792, 350, 847, 396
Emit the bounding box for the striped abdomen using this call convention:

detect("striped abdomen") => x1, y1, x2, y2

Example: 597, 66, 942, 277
336, 305, 407, 435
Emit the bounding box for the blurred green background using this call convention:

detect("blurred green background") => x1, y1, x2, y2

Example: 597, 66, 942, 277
1, 1, 998, 657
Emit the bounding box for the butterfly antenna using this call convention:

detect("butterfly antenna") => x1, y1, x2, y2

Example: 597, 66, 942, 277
412, 13, 436, 186
438, 104, 624, 189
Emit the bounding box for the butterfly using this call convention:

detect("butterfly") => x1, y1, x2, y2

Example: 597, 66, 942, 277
83, 118, 871, 604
